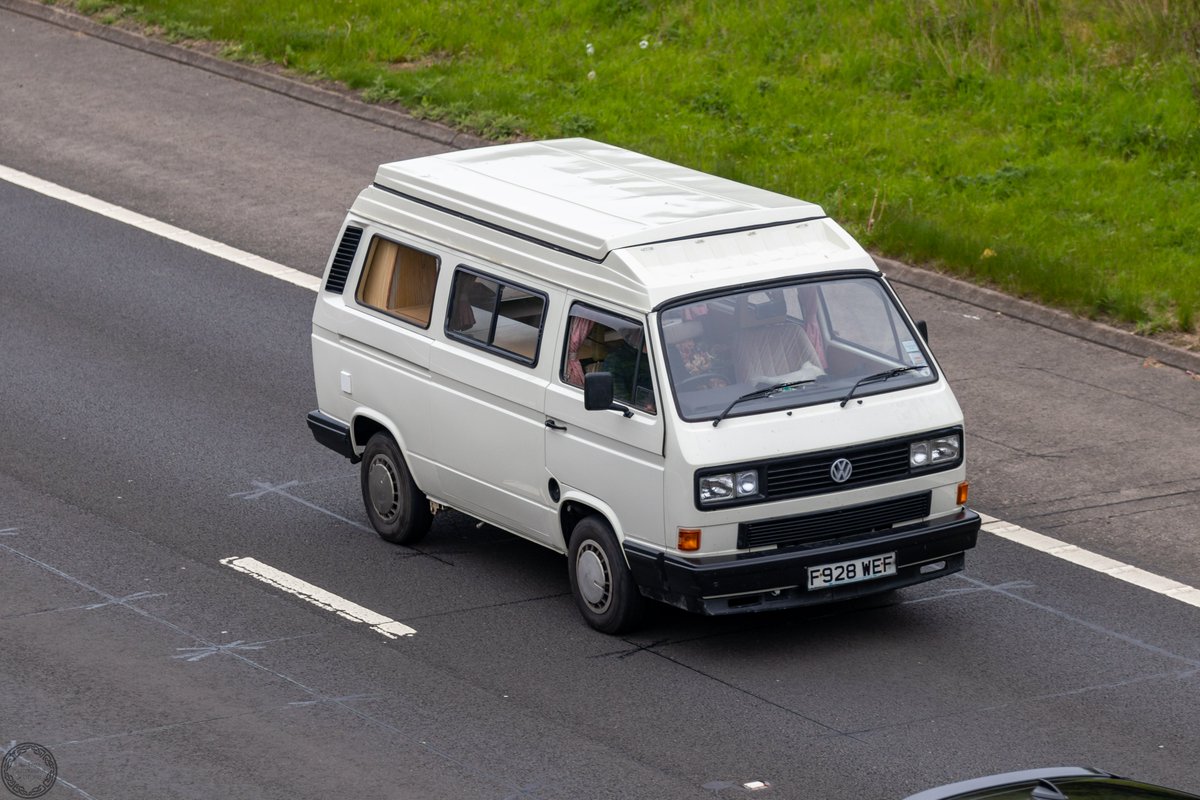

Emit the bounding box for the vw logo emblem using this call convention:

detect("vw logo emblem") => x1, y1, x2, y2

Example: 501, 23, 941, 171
830, 458, 854, 483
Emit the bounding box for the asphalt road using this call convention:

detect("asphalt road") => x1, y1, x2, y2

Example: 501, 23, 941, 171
2, 4, 1199, 799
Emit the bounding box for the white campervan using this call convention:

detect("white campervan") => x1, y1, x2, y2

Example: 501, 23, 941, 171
308, 138, 980, 633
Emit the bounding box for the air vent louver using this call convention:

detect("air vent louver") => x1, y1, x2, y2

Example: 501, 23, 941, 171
738, 492, 932, 549
324, 226, 363, 294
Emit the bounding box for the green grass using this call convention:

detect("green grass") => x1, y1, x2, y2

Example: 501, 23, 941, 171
64, 0, 1200, 334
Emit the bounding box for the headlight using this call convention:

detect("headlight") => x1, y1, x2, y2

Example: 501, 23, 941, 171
929, 435, 961, 463
699, 470, 760, 504
699, 474, 734, 503
910, 434, 961, 469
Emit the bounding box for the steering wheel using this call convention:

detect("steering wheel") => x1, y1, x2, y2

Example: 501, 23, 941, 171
677, 373, 729, 391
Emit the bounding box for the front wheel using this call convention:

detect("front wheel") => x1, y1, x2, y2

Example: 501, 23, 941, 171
567, 516, 644, 634
360, 432, 432, 545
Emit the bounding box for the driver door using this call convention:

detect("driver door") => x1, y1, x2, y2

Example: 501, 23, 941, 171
544, 300, 665, 547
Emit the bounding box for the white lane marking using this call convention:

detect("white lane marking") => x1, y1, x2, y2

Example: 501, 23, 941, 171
7, 162, 1199, 613
0, 163, 321, 292
980, 514, 1200, 608
221, 556, 416, 638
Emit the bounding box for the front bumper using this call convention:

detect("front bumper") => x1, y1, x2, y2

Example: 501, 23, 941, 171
625, 508, 980, 615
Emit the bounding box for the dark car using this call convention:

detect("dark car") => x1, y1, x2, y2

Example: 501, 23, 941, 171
903, 768, 1200, 800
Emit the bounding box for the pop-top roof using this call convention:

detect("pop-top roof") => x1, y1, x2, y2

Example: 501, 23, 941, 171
373, 138, 826, 261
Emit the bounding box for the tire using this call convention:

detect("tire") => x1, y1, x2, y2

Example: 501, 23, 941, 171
360, 432, 432, 545
567, 516, 644, 634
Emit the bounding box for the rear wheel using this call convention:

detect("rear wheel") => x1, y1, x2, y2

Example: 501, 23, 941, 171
360, 432, 432, 545
567, 516, 644, 634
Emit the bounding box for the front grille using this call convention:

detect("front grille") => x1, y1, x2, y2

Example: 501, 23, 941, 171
324, 226, 363, 294
765, 440, 911, 500
738, 492, 931, 549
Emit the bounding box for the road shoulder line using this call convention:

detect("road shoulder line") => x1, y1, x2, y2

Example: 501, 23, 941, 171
980, 514, 1200, 608
0, 163, 321, 292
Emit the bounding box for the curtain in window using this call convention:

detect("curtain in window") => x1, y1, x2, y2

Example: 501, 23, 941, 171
798, 286, 828, 369
565, 315, 594, 386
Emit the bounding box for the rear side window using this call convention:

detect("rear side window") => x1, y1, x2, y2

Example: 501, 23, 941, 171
355, 236, 439, 328
446, 268, 546, 365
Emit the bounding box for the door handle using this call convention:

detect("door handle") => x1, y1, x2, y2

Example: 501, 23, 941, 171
545, 419, 568, 431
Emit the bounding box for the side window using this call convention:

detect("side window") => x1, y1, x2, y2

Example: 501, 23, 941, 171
445, 268, 546, 364
355, 236, 439, 328
562, 304, 656, 414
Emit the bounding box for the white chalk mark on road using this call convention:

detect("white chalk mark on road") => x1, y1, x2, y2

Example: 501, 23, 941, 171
0, 163, 320, 291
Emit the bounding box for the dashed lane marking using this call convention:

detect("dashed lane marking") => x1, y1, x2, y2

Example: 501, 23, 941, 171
221, 556, 417, 638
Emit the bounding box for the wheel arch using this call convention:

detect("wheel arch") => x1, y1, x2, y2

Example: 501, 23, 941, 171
350, 409, 408, 456
558, 492, 631, 566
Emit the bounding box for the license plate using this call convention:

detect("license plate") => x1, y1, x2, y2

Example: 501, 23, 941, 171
807, 552, 897, 590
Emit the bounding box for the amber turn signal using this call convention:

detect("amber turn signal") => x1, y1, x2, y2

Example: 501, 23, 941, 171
957, 481, 970, 506
677, 528, 701, 552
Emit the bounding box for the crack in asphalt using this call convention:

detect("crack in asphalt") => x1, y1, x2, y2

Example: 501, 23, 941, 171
400, 591, 572, 624
613, 639, 865, 741
961, 365, 1200, 422
839, 666, 1200, 739
1019, 489, 1200, 521
1035, 498, 1198, 529
1021, 365, 1200, 422
586, 571, 1200, 745
954, 574, 1200, 669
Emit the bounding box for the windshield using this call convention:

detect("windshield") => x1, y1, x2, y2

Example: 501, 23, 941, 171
658, 276, 936, 422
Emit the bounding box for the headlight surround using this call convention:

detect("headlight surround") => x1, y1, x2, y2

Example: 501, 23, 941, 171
910, 434, 961, 469
699, 469, 760, 504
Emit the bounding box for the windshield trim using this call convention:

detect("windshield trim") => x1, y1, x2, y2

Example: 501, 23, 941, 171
657, 274, 938, 423
650, 268, 879, 313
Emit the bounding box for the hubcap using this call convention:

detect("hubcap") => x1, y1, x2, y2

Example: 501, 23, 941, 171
576, 541, 611, 612
367, 455, 400, 521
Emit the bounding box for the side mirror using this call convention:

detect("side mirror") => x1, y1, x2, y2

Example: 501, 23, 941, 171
583, 372, 634, 417
916, 320, 929, 343
584, 371, 615, 411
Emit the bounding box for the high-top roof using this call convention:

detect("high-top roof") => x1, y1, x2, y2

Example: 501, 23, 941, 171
373, 138, 827, 261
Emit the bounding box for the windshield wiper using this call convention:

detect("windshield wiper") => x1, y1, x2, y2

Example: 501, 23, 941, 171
712, 380, 814, 427
839, 366, 918, 408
